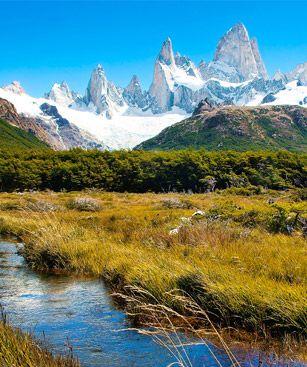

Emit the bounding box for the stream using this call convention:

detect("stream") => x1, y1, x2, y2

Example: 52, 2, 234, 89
0, 240, 305, 367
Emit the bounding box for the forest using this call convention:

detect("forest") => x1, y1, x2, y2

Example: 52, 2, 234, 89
0, 148, 306, 192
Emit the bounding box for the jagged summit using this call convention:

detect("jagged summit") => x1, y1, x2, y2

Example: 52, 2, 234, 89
126, 75, 141, 92
250, 37, 268, 79
213, 22, 264, 81
286, 62, 307, 85
3, 81, 26, 95
158, 37, 175, 65
85, 64, 124, 117
45, 80, 79, 107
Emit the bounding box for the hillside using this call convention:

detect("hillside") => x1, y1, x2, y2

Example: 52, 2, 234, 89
136, 103, 307, 152
0, 118, 49, 149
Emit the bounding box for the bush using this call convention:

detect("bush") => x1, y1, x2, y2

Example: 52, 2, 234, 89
26, 200, 59, 212
161, 198, 194, 209
66, 197, 101, 212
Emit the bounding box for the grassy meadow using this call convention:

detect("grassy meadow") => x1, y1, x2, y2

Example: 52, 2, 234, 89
0, 189, 306, 340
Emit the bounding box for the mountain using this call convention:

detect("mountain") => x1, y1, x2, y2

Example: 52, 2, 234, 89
149, 37, 205, 113
0, 99, 48, 149
135, 101, 307, 152
0, 94, 107, 150
0, 118, 49, 149
0, 22, 306, 150
123, 75, 152, 110
45, 81, 81, 107
84, 64, 125, 118
0, 83, 185, 150
212, 22, 268, 81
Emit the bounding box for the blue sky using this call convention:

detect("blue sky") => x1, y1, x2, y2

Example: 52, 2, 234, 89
0, 0, 306, 96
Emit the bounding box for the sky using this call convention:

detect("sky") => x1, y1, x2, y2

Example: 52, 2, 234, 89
0, 0, 306, 97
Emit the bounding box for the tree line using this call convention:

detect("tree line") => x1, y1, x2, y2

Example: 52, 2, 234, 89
0, 149, 306, 192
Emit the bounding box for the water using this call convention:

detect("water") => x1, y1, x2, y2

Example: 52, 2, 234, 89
0, 240, 305, 367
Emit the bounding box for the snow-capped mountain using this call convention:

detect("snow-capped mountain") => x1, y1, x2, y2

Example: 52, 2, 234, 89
45, 81, 81, 107
84, 64, 125, 118
212, 22, 268, 81
0, 22, 306, 150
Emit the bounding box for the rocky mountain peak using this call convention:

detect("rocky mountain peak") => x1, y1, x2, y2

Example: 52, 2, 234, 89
126, 75, 141, 93
123, 75, 152, 110
3, 81, 26, 95
286, 62, 307, 85
158, 37, 175, 65
273, 69, 287, 83
45, 80, 79, 107
192, 98, 218, 116
226, 22, 250, 42
85, 64, 124, 117
213, 22, 265, 81
250, 37, 268, 79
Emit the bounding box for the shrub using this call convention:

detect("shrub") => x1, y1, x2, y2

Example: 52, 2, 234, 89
66, 197, 101, 212
161, 198, 194, 209
26, 200, 59, 212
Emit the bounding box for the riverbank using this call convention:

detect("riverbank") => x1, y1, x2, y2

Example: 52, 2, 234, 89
0, 314, 79, 367
0, 189, 306, 341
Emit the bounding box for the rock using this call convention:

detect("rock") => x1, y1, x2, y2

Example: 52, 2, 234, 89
123, 75, 152, 110
192, 210, 206, 219
3, 81, 26, 95
262, 93, 277, 104
45, 81, 80, 107
213, 22, 267, 81
40, 102, 106, 149
85, 64, 124, 117
192, 98, 218, 116
286, 62, 307, 85
273, 69, 288, 84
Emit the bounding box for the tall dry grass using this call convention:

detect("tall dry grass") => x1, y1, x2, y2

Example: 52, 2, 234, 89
0, 190, 306, 338
0, 310, 79, 367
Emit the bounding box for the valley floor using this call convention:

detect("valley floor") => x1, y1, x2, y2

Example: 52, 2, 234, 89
0, 190, 306, 342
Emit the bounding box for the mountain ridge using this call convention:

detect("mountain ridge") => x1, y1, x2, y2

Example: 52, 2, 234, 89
135, 102, 307, 152
0, 22, 306, 150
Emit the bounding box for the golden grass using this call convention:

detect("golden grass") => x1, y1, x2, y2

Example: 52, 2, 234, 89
0, 190, 306, 338
0, 313, 79, 367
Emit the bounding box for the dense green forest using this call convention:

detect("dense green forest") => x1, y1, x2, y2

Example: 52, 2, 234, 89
0, 118, 49, 149
0, 149, 306, 192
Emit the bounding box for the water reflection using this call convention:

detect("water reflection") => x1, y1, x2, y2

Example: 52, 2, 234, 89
0, 241, 305, 367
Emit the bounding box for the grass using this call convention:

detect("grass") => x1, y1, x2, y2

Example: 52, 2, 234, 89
0, 312, 79, 367
0, 190, 306, 340
0, 118, 49, 149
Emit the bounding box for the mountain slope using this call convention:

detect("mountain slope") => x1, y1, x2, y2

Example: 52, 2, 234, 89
0, 118, 49, 149
135, 102, 307, 152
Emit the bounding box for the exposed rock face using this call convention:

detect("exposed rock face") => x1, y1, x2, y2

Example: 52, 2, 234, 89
85, 64, 125, 118
286, 62, 307, 85
250, 38, 268, 79
40, 103, 106, 149
148, 24, 280, 114
0, 97, 106, 150
149, 37, 205, 113
213, 23, 267, 82
45, 81, 80, 107
3, 81, 26, 95
149, 39, 175, 112
192, 98, 218, 116
123, 75, 151, 110
273, 69, 288, 83
0, 97, 62, 149
261, 93, 277, 104
199, 60, 241, 83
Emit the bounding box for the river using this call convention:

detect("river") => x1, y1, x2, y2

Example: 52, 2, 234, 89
0, 240, 304, 367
